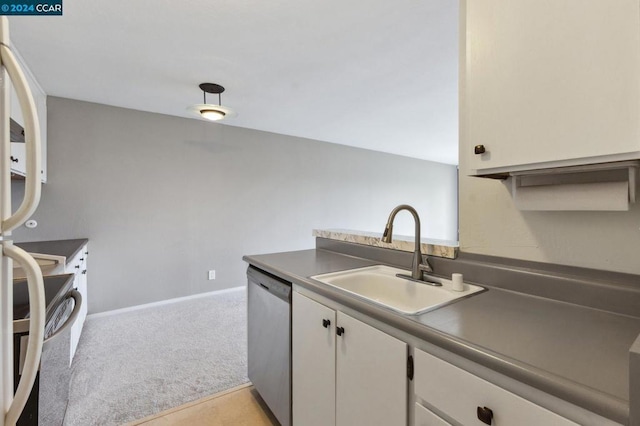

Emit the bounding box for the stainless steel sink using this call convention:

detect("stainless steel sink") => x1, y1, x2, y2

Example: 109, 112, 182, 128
311, 265, 484, 315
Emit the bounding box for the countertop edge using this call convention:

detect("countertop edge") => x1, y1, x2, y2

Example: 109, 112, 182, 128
243, 254, 629, 424
15, 238, 88, 263
65, 238, 89, 262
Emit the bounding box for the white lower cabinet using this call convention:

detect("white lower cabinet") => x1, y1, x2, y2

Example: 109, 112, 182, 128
413, 348, 578, 426
67, 243, 89, 364
292, 291, 407, 426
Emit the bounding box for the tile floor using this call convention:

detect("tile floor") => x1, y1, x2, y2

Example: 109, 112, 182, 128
128, 384, 279, 426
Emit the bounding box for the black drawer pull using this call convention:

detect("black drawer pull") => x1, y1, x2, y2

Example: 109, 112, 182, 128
82, 270, 87, 275
322, 319, 331, 328
80, 258, 84, 261
474, 144, 486, 155
10, 156, 18, 163
336, 326, 345, 337
75, 265, 80, 269
477, 406, 493, 425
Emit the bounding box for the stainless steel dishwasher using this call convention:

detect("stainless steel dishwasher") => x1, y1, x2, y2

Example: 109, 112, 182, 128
247, 266, 291, 426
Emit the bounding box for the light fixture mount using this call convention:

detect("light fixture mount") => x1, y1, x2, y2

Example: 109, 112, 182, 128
188, 82, 236, 121
199, 83, 225, 94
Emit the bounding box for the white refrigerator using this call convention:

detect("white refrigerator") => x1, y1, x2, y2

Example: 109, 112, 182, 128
0, 17, 46, 426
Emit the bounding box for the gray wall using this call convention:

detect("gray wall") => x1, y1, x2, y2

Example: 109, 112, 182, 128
11, 97, 458, 313
458, 174, 640, 275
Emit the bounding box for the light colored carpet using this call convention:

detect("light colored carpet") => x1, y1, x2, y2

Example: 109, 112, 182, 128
63, 288, 248, 426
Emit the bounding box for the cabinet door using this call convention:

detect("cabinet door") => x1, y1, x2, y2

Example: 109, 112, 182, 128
77, 249, 88, 330
464, 0, 640, 174
8, 53, 48, 181
335, 311, 407, 426
69, 244, 88, 363
68, 273, 81, 365
292, 292, 336, 426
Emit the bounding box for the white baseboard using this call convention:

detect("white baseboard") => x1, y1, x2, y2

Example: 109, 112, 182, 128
88, 286, 245, 319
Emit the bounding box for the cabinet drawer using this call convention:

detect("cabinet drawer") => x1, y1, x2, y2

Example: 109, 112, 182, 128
415, 403, 452, 426
414, 349, 577, 426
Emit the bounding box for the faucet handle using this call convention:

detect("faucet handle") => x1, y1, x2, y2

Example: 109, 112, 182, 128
419, 258, 433, 274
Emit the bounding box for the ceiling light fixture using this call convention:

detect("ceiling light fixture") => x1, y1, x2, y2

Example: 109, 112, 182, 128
188, 83, 236, 121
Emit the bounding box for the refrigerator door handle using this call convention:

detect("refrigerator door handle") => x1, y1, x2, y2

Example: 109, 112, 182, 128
0, 17, 44, 426
0, 30, 41, 233
3, 243, 45, 426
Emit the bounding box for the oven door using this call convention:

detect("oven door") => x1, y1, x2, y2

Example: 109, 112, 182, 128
16, 289, 83, 426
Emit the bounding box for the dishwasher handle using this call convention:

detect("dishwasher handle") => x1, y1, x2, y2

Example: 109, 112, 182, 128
247, 266, 291, 303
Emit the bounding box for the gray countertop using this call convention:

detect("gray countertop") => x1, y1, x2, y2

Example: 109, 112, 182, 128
417, 289, 640, 401
244, 248, 640, 424
15, 238, 88, 262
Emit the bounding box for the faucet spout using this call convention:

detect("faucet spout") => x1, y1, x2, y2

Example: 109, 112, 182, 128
381, 204, 429, 280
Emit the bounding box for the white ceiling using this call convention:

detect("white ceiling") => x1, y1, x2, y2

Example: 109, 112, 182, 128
8, 0, 459, 164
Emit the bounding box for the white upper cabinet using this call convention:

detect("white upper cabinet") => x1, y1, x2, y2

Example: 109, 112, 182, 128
463, 0, 640, 176
8, 44, 47, 182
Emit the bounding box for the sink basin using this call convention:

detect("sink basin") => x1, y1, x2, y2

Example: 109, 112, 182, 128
311, 265, 485, 315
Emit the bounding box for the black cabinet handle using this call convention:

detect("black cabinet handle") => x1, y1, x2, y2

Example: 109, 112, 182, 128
82, 270, 87, 275
474, 145, 486, 155
85, 251, 89, 255
80, 258, 84, 261
322, 319, 331, 328
477, 406, 493, 425
75, 265, 80, 269
336, 327, 345, 337
10, 156, 18, 163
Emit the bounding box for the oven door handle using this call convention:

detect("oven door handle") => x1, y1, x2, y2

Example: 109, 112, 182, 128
44, 290, 83, 343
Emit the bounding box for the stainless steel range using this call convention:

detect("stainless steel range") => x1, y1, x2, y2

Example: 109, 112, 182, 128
13, 274, 82, 426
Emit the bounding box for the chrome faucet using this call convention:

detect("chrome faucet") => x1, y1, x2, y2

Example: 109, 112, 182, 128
382, 204, 440, 286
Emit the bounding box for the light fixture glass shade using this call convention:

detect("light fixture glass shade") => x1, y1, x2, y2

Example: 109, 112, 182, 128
188, 104, 237, 121
200, 109, 226, 121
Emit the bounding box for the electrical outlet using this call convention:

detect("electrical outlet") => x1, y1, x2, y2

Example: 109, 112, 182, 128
208, 270, 216, 280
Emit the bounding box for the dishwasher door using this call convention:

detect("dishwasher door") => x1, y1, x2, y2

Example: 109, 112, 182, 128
247, 266, 291, 426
